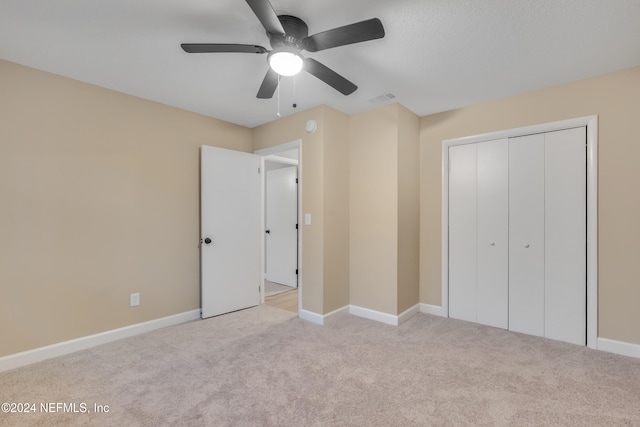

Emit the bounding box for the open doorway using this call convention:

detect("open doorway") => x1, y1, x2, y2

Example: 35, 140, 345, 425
255, 140, 301, 314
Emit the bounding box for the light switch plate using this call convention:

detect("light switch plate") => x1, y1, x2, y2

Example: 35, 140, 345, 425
304, 213, 311, 225
130, 293, 140, 307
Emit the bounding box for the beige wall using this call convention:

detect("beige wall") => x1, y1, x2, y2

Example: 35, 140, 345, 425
397, 105, 420, 314
255, 102, 421, 318
349, 104, 420, 315
252, 105, 350, 314
420, 65, 640, 345
349, 105, 399, 314
321, 107, 350, 313
0, 60, 252, 357
5, 56, 638, 358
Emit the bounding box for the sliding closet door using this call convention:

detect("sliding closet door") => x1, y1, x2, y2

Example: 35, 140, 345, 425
448, 143, 477, 322
476, 139, 509, 329
509, 134, 545, 337
545, 127, 586, 345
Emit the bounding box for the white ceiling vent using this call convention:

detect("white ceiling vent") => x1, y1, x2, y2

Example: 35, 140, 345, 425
368, 93, 396, 103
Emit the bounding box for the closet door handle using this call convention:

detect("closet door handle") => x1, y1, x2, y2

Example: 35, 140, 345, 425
490, 242, 495, 246
524, 243, 530, 248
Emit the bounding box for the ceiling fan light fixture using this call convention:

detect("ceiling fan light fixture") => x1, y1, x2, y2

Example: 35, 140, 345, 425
268, 51, 303, 76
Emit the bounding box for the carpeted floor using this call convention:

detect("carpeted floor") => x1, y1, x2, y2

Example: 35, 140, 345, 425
1, 305, 639, 426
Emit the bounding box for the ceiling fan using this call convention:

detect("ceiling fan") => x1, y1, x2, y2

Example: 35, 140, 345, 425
181, 0, 385, 99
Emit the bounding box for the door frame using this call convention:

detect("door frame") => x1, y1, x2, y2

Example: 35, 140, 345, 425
255, 139, 302, 312
441, 116, 598, 349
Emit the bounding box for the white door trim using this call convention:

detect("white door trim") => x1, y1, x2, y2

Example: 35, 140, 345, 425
255, 140, 302, 312
441, 116, 598, 349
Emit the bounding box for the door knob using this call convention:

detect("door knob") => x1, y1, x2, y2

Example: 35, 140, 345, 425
490, 242, 495, 246
204, 238, 212, 244
524, 243, 530, 248
265, 230, 270, 234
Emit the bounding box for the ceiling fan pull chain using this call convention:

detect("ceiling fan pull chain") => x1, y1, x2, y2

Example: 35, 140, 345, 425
276, 74, 281, 117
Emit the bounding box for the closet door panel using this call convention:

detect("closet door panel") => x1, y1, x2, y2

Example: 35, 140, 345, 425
509, 134, 545, 337
448, 144, 477, 322
545, 127, 586, 345
476, 138, 509, 329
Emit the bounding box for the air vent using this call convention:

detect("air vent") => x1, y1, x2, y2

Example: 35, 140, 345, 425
368, 93, 396, 103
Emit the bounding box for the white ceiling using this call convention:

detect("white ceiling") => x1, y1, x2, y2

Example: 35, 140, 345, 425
2, 0, 640, 128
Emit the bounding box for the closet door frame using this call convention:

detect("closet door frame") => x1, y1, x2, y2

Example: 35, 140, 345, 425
441, 115, 598, 349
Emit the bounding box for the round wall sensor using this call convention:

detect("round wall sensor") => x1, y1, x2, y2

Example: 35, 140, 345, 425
305, 119, 317, 133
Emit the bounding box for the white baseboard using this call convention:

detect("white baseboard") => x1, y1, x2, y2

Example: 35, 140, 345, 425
350, 305, 398, 325
0, 309, 201, 373
301, 304, 419, 327
597, 337, 640, 359
324, 305, 351, 323
420, 303, 447, 317
349, 304, 419, 326
299, 309, 325, 325
299, 306, 350, 326
398, 304, 420, 325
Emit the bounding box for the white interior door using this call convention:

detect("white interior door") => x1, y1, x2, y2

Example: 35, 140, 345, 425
509, 133, 545, 337
201, 145, 260, 318
266, 166, 298, 287
544, 127, 586, 345
448, 143, 478, 322
476, 138, 509, 329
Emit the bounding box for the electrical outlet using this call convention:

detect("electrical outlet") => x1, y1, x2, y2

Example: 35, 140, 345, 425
130, 293, 140, 307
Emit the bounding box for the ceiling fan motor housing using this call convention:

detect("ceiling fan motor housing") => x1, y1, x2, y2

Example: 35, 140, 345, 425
269, 15, 308, 51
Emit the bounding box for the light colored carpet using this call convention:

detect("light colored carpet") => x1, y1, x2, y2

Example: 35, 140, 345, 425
1, 305, 640, 426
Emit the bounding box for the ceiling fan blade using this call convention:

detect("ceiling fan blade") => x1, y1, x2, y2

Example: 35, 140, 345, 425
304, 18, 385, 52
245, 0, 285, 36
181, 44, 268, 54
304, 58, 357, 95
257, 68, 279, 99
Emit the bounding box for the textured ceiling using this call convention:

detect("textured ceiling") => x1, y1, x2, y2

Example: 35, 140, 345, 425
2, 0, 640, 128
